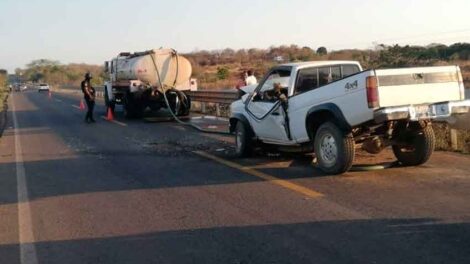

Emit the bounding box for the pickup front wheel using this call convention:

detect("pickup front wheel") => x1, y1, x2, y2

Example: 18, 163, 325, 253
314, 122, 355, 174
235, 122, 253, 158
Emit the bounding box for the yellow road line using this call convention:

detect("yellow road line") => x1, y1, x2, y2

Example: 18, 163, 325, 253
193, 151, 323, 198
100, 116, 128, 127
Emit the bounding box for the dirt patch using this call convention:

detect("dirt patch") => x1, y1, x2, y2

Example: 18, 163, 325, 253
433, 123, 470, 154
191, 102, 231, 118
144, 134, 233, 157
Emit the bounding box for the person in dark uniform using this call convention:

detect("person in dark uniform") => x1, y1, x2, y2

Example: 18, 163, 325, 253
81, 72, 96, 123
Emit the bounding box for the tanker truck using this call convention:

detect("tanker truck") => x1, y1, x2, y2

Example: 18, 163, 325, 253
104, 48, 192, 118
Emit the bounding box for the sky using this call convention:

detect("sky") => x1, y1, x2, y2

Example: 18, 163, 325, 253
1, 0, 470, 73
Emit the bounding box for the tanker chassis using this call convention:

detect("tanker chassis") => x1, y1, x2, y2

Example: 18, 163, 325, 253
104, 48, 192, 118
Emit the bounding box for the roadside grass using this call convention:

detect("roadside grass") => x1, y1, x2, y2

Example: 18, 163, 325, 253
0, 86, 8, 138
0, 86, 7, 109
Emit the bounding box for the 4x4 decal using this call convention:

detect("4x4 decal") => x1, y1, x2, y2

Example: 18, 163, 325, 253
345, 80, 358, 91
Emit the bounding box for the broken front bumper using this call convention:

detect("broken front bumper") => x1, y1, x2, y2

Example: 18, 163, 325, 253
374, 100, 470, 123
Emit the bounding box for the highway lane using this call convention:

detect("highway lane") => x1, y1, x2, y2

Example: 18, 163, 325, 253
0, 90, 469, 263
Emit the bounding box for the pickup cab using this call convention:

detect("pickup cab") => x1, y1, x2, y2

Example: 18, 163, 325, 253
229, 61, 470, 174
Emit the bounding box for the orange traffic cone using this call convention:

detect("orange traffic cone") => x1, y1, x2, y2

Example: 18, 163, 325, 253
79, 100, 85, 110
106, 107, 114, 121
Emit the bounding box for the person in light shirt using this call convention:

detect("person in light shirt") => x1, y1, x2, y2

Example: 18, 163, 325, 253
245, 70, 258, 85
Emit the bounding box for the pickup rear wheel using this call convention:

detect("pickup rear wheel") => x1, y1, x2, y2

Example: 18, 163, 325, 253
314, 122, 355, 174
235, 122, 252, 158
392, 122, 435, 166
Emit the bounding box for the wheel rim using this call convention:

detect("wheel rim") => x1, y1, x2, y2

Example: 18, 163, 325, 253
174, 93, 181, 114
236, 128, 243, 153
319, 133, 338, 167
168, 91, 181, 115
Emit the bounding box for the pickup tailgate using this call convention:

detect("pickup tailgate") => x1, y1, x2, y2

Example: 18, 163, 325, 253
375, 66, 464, 107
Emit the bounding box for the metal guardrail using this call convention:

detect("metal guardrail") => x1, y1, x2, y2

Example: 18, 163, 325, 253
59, 85, 239, 104
186, 90, 239, 104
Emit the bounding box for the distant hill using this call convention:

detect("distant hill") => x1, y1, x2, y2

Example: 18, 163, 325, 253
184, 43, 470, 90
11, 43, 470, 90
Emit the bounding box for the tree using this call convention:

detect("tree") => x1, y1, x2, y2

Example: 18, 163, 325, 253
0, 69, 7, 88
216, 67, 229, 80
299, 46, 316, 61
15, 59, 104, 87
316, 47, 328, 55
26, 59, 60, 69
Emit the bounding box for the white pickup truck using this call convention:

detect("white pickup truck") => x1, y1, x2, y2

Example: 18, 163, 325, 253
229, 61, 470, 174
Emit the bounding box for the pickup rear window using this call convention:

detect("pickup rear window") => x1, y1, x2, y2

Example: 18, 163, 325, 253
342, 65, 360, 78
294, 64, 360, 95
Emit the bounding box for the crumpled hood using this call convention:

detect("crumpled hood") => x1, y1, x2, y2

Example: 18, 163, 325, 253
240, 84, 257, 95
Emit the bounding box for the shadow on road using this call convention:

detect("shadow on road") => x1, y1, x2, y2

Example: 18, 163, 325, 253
0, 218, 468, 264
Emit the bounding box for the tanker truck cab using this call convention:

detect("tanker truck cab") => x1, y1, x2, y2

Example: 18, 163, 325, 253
230, 61, 470, 175
104, 48, 193, 118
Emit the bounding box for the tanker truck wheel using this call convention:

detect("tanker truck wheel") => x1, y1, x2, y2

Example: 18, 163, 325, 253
104, 90, 115, 114
123, 92, 144, 119
166, 89, 191, 116
178, 90, 191, 116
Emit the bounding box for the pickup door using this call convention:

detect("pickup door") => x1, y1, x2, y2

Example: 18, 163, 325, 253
375, 66, 465, 107
245, 68, 292, 143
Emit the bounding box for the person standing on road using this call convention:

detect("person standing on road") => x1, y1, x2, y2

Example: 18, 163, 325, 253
81, 72, 96, 123
236, 71, 247, 88
235, 71, 248, 98
245, 70, 258, 86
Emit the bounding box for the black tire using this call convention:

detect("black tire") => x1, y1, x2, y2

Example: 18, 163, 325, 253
123, 98, 132, 119
234, 121, 253, 158
104, 88, 115, 113
179, 91, 191, 116
166, 90, 191, 116
314, 122, 355, 175
392, 123, 435, 166
123, 93, 143, 119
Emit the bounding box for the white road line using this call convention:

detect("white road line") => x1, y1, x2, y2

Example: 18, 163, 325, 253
191, 116, 229, 121
54, 99, 62, 102
100, 116, 128, 127
11, 94, 39, 264
72, 105, 80, 110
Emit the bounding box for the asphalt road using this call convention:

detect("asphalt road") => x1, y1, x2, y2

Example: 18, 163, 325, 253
0, 90, 469, 264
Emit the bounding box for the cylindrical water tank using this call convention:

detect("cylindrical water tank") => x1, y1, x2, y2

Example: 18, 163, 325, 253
114, 49, 192, 88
